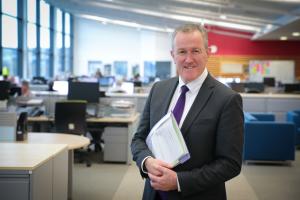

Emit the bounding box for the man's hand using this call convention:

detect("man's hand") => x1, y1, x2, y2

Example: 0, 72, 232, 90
145, 157, 178, 191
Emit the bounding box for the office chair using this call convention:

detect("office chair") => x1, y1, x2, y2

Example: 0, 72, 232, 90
55, 100, 92, 167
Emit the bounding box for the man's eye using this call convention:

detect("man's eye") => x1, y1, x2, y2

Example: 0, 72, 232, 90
193, 49, 202, 54
177, 50, 186, 55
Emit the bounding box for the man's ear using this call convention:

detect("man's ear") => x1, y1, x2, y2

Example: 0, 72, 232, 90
206, 48, 211, 58
170, 50, 175, 64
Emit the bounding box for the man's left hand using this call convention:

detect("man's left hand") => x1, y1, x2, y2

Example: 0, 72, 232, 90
148, 167, 178, 191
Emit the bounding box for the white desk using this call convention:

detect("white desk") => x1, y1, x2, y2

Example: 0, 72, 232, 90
22, 133, 90, 199
0, 143, 68, 200
28, 113, 140, 164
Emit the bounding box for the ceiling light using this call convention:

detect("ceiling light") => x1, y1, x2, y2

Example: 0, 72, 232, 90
292, 32, 300, 37
78, 14, 171, 33
280, 36, 288, 40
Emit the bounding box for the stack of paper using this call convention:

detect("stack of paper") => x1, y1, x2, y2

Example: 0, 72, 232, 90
146, 112, 190, 167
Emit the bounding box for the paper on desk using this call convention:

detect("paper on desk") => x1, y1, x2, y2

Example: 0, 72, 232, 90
146, 112, 190, 167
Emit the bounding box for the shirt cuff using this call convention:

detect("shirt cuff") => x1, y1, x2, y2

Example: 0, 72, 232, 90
177, 175, 181, 192
141, 156, 152, 174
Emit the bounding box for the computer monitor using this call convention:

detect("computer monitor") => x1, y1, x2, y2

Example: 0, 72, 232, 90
284, 83, 300, 93
53, 81, 69, 95
99, 76, 115, 87
245, 82, 265, 93
9, 86, 22, 96
263, 77, 275, 87
133, 81, 142, 87
68, 81, 100, 103
0, 81, 10, 100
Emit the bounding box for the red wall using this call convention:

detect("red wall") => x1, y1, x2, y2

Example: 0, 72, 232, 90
207, 27, 300, 56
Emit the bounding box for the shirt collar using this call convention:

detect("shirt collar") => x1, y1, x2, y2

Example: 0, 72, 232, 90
178, 68, 208, 94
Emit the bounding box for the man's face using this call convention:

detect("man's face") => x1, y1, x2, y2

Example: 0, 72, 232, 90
171, 31, 209, 83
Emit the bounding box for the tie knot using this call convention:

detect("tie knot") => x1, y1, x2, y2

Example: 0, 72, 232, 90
181, 85, 189, 94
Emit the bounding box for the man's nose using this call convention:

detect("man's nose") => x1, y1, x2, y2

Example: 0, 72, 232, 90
184, 53, 194, 63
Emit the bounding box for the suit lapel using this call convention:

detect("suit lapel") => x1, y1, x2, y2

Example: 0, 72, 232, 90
157, 77, 179, 120
181, 74, 216, 136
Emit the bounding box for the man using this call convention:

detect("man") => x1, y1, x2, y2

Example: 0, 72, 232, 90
21, 80, 33, 98
131, 23, 244, 200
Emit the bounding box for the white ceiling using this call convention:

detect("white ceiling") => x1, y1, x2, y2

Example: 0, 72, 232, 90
46, 0, 300, 40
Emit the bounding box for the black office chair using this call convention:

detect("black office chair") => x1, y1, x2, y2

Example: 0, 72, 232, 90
55, 100, 92, 167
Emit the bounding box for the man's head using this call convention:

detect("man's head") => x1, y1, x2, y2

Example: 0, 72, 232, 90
21, 80, 30, 95
171, 23, 209, 84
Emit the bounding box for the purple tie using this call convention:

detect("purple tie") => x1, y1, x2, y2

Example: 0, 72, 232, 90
173, 85, 189, 125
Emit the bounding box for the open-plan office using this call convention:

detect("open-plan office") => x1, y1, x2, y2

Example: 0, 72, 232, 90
1, 0, 300, 200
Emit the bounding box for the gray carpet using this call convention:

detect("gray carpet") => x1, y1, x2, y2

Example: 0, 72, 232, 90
73, 150, 300, 200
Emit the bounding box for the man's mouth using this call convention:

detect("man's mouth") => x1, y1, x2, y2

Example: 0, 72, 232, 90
184, 66, 194, 69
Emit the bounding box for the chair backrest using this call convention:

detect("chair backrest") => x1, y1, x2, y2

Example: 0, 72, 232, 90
55, 100, 87, 135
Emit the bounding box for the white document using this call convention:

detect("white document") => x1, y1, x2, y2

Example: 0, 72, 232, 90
146, 112, 190, 167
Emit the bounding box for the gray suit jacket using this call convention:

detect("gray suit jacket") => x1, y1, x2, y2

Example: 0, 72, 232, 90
131, 74, 244, 200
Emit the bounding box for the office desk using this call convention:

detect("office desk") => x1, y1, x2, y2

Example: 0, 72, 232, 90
0, 143, 68, 200
20, 133, 89, 199
28, 113, 140, 164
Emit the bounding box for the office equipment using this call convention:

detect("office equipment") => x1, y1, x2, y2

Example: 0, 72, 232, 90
53, 80, 69, 94
284, 83, 300, 93
0, 112, 17, 141
263, 77, 275, 87
121, 82, 134, 94
9, 86, 22, 96
32, 76, 47, 84
55, 101, 91, 167
68, 81, 100, 103
133, 81, 142, 87
244, 82, 265, 93
0, 80, 10, 100
0, 143, 68, 200
99, 76, 115, 87
16, 112, 28, 141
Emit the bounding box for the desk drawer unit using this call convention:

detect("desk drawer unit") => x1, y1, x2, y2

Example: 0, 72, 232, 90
103, 127, 128, 162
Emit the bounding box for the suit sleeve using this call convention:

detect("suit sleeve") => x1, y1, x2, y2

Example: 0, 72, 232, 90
131, 83, 156, 178
178, 93, 244, 197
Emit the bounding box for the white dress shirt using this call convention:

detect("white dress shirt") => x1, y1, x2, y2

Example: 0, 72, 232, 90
168, 68, 208, 128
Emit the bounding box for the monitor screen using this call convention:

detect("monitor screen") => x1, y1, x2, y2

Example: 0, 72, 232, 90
0, 81, 10, 100
99, 76, 115, 87
263, 77, 275, 87
284, 83, 300, 93
121, 82, 134, 94
53, 81, 69, 95
68, 81, 100, 103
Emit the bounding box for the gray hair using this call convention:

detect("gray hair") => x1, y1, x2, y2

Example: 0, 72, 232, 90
172, 23, 208, 50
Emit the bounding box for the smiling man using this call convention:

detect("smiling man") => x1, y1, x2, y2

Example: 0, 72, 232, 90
131, 23, 244, 200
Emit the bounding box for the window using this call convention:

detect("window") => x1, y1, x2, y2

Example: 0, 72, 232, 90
2, 0, 17, 17
0, 0, 73, 80
40, 53, 50, 78
114, 61, 128, 78
27, 0, 36, 23
40, 0, 50, 28
144, 61, 156, 78
155, 61, 171, 80
2, 49, 18, 76
1, 15, 18, 48
27, 23, 37, 49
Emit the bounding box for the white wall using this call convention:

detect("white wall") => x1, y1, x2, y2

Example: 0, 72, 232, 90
73, 17, 176, 77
